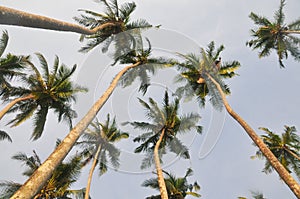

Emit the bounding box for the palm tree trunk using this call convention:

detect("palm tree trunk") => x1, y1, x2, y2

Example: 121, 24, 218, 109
206, 73, 300, 198
0, 94, 34, 120
0, 6, 115, 35
84, 145, 102, 199
154, 129, 168, 199
11, 62, 141, 199
283, 30, 300, 34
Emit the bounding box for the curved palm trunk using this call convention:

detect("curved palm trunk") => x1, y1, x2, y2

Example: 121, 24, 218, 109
84, 145, 102, 199
11, 62, 141, 199
154, 129, 168, 199
0, 6, 115, 35
206, 74, 300, 198
0, 94, 34, 120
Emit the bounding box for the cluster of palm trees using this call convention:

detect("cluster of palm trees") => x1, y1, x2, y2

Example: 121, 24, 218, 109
0, 0, 300, 198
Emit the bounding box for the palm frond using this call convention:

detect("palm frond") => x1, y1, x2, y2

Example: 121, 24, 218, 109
0, 30, 9, 57
119, 2, 136, 22
274, 0, 286, 26
0, 181, 21, 198
288, 18, 300, 30
31, 106, 49, 140
8, 102, 37, 127
35, 53, 49, 84
167, 136, 190, 159
0, 130, 12, 142
249, 12, 272, 27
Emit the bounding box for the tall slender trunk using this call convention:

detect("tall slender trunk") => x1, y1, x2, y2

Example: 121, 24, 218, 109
84, 145, 102, 199
0, 94, 34, 120
154, 129, 168, 199
283, 30, 300, 35
11, 62, 140, 199
0, 6, 115, 35
206, 74, 300, 198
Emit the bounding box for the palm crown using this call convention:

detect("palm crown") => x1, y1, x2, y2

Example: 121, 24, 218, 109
129, 91, 202, 169
3, 54, 87, 140
246, 0, 300, 67
74, 0, 152, 53
77, 114, 129, 175
116, 37, 175, 94
175, 41, 240, 109
143, 168, 201, 199
253, 125, 300, 179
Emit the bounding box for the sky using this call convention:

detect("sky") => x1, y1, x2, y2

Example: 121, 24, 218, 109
0, 0, 300, 198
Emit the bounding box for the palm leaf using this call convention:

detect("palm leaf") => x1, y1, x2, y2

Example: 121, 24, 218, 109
274, 0, 285, 26
0, 181, 22, 198
31, 106, 49, 140
0, 30, 9, 57
0, 130, 12, 142
35, 53, 49, 84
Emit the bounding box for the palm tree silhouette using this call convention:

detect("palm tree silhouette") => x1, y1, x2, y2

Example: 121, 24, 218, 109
253, 125, 300, 179
128, 91, 202, 199
0, 53, 87, 140
76, 114, 128, 199
247, 0, 300, 67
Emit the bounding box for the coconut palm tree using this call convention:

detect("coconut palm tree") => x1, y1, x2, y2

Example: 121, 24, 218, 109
143, 168, 201, 199
0, 53, 87, 140
127, 91, 202, 199
0, 150, 86, 199
177, 48, 300, 197
175, 41, 240, 108
74, 0, 153, 53
11, 38, 171, 198
0, 130, 12, 142
0, 30, 28, 97
246, 0, 300, 67
252, 125, 300, 179
76, 114, 129, 199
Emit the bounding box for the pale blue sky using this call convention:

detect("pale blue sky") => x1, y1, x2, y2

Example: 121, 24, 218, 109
1, 0, 300, 198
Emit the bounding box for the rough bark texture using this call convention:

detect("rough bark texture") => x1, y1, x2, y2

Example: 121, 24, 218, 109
154, 129, 169, 199
0, 6, 115, 35
207, 74, 300, 198
84, 145, 101, 199
11, 62, 140, 199
0, 94, 34, 120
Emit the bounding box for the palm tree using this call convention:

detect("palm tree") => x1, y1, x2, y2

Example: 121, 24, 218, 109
178, 48, 300, 197
0, 150, 86, 198
252, 125, 300, 179
0, 30, 28, 97
246, 0, 300, 67
76, 114, 129, 199
0, 130, 12, 142
11, 37, 171, 198
74, 0, 153, 52
175, 41, 240, 108
0, 53, 87, 140
143, 168, 201, 199
127, 91, 202, 199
